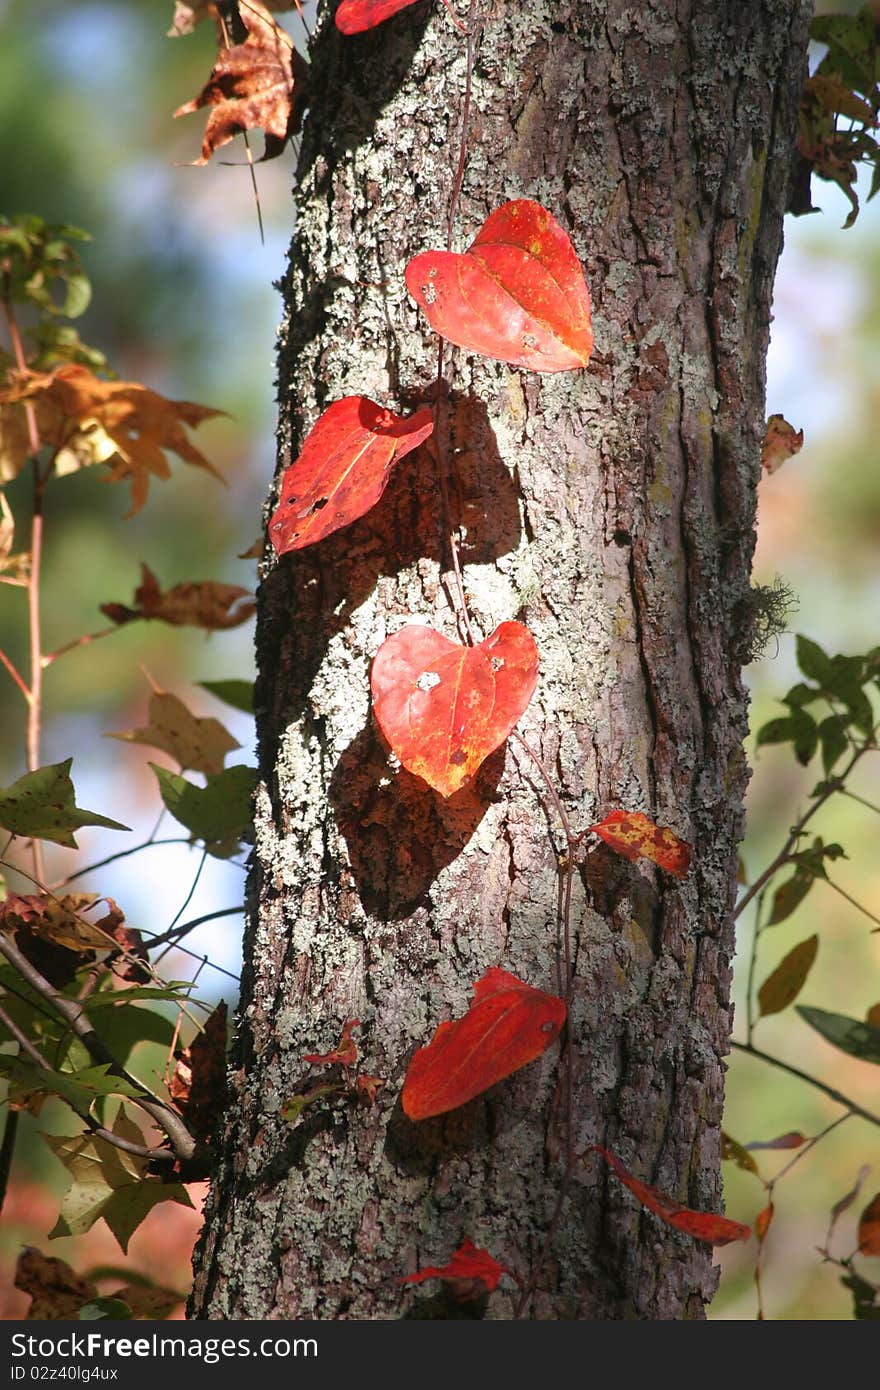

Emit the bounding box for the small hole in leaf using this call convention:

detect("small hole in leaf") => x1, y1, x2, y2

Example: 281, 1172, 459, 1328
416, 671, 441, 692
541, 1021, 556, 1034
490, 657, 504, 671
522, 333, 537, 349
308, 497, 329, 514
423, 285, 437, 304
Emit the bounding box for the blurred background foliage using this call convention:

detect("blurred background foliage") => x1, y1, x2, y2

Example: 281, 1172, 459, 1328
0, 0, 877, 1321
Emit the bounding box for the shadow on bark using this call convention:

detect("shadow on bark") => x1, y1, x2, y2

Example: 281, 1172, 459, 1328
329, 723, 505, 919
257, 394, 521, 778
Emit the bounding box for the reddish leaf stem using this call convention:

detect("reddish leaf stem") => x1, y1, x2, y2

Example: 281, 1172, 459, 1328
0, 645, 30, 701
41, 625, 120, 668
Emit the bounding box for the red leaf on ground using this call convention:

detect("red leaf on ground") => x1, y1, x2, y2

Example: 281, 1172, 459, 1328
303, 1018, 359, 1068
591, 1145, 751, 1246
405, 200, 593, 372
335, 0, 421, 33
399, 1237, 508, 1295
269, 397, 433, 553
588, 809, 691, 878
371, 622, 538, 797
858, 1192, 880, 1257
402, 967, 565, 1120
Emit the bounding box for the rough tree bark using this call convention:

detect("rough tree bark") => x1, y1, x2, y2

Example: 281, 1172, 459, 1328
191, 0, 811, 1319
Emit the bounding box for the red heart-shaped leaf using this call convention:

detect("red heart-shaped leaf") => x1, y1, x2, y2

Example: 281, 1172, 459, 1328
269, 396, 433, 554
399, 1237, 509, 1294
591, 1146, 751, 1247
589, 809, 691, 878
405, 200, 593, 372
370, 622, 539, 796
402, 967, 566, 1120
335, 0, 421, 34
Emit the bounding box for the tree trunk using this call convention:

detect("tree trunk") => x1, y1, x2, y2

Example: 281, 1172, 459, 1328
191, 0, 810, 1320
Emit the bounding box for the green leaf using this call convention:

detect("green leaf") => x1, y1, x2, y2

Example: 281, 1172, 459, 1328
796, 1006, 880, 1065
198, 679, 254, 714
99, 1181, 194, 1255
44, 1114, 194, 1254
0, 758, 129, 848
151, 763, 257, 856
757, 935, 818, 1017
0, 1059, 142, 1116
818, 714, 849, 774
796, 634, 833, 686
756, 707, 818, 764
77, 1298, 133, 1321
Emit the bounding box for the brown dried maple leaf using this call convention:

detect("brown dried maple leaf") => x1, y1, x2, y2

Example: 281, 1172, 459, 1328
101, 563, 256, 632
174, 1, 309, 165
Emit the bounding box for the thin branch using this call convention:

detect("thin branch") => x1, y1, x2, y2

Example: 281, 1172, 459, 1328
41, 625, 120, 668
823, 875, 880, 931
145, 904, 244, 953
0, 933, 201, 1165
731, 1039, 880, 1130
734, 744, 868, 922
0, 999, 175, 1166
0, 1111, 18, 1215
48, 837, 192, 890
840, 787, 880, 817
0, 645, 30, 702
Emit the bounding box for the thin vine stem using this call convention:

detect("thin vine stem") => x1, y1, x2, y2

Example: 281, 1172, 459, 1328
0, 999, 175, 1166
731, 1039, 880, 1130
0, 934, 201, 1165
733, 743, 868, 923
0, 645, 30, 701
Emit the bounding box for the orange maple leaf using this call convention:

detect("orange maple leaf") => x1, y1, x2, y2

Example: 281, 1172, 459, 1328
0, 364, 224, 515
174, 1, 309, 165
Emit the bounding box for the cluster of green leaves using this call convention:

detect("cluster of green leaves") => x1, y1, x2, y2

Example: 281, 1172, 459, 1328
756, 633, 878, 774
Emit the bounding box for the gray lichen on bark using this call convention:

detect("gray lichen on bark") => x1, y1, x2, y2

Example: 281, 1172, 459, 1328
191, 0, 811, 1320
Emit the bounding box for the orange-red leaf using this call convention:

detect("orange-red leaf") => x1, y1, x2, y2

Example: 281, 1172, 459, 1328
303, 1018, 359, 1068
402, 967, 565, 1120
356, 1073, 385, 1103
174, 0, 308, 165
371, 622, 538, 797
858, 1192, 880, 1257
746, 1131, 807, 1152
755, 1201, 775, 1245
399, 1237, 508, 1294
592, 1145, 750, 1246
405, 200, 593, 372
269, 397, 433, 553
588, 809, 691, 878
335, 0, 421, 33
